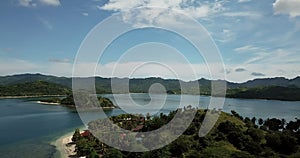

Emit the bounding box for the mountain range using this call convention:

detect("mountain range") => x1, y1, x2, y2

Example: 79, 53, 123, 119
1, 73, 299, 89
1, 73, 300, 101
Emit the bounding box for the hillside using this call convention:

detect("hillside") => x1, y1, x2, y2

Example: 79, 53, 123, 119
0, 73, 72, 87
227, 86, 300, 101
1, 73, 300, 90
72, 109, 300, 157
235, 77, 300, 88
1, 74, 300, 101
0, 80, 70, 96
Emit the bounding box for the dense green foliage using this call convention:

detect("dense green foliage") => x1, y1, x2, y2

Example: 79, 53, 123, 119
40, 94, 116, 109
60, 94, 115, 107
0, 80, 70, 96
73, 110, 300, 157
2, 74, 300, 101
39, 97, 61, 103
60, 94, 75, 105
227, 86, 300, 101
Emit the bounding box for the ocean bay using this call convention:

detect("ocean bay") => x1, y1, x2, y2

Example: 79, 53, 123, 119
0, 94, 299, 157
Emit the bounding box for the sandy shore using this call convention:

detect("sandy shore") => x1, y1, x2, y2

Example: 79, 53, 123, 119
36, 101, 60, 105
52, 132, 76, 158
0, 95, 65, 99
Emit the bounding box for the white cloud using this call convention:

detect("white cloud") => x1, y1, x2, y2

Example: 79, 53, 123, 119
96, 5, 102, 10
238, 0, 251, 3
100, 0, 143, 11
242, 48, 298, 65
0, 59, 40, 75
215, 29, 235, 43
273, 0, 300, 17
99, 0, 226, 27
234, 45, 266, 53
19, 0, 36, 7
39, 0, 60, 6
38, 17, 53, 30
222, 12, 262, 19
48, 58, 71, 63
18, 0, 60, 7
82, 12, 89, 16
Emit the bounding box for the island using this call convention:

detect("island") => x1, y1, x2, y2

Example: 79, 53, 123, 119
56, 109, 300, 158
38, 94, 118, 109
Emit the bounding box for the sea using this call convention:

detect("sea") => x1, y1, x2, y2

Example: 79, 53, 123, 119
0, 93, 299, 157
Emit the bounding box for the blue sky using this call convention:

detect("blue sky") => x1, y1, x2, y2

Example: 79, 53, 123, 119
0, 0, 300, 82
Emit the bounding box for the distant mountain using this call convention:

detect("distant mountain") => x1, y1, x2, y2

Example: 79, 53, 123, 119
290, 76, 300, 87
0, 74, 300, 91
232, 77, 300, 88
1, 73, 300, 95
227, 86, 300, 101
0, 73, 72, 87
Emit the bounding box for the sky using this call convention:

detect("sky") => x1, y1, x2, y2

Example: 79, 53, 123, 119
0, 0, 300, 82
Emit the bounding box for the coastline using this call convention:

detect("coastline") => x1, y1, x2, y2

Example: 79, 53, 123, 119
51, 131, 75, 158
36, 101, 117, 110
36, 101, 60, 105
51, 127, 87, 158
0, 95, 65, 99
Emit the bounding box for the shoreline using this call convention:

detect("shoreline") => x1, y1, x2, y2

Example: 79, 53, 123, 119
51, 131, 76, 158
36, 101, 60, 105
1, 93, 300, 102
0, 95, 65, 99
51, 127, 85, 158
51, 127, 87, 158
36, 101, 117, 110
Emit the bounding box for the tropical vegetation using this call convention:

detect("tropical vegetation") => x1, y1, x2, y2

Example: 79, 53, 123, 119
72, 109, 300, 158
0, 80, 70, 96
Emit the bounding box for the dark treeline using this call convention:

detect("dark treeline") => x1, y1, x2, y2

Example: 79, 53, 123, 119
39, 94, 116, 109
1, 79, 300, 101
72, 109, 300, 158
226, 86, 300, 101
0, 80, 70, 96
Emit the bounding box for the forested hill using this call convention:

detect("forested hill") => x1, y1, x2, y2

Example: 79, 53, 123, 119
1, 73, 300, 89
75, 109, 300, 157
227, 86, 300, 101
0, 80, 70, 96
0, 73, 72, 87
1, 74, 300, 101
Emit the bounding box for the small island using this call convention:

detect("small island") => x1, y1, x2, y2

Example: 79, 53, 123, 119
38, 94, 118, 109
57, 109, 300, 158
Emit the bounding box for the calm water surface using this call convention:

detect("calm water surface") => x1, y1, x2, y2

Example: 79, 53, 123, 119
0, 94, 299, 157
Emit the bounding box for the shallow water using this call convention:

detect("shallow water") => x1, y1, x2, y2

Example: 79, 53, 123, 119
0, 94, 299, 157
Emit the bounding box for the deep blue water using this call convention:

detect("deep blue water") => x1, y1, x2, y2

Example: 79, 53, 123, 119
0, 94, 299, 157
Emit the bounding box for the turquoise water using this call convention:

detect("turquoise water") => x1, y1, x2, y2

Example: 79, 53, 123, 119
0, 94, 299, 157
103, 94, 300, 121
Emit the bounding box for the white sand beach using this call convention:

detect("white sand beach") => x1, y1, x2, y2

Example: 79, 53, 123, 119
52, 132, 76, 158
36, 101, 60, 105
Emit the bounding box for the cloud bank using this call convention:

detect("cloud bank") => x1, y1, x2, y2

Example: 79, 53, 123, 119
273, 0, 300, 17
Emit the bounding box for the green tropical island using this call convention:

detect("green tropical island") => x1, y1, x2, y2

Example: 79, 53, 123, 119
36, 94, 117, 109
70, 108, 300, 158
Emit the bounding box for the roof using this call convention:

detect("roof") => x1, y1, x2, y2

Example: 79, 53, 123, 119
81, 130, 91, 137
